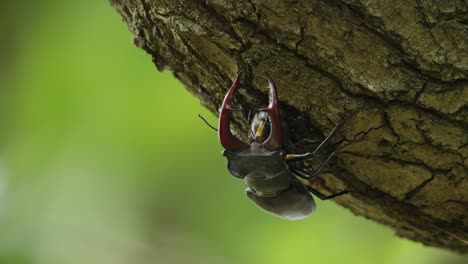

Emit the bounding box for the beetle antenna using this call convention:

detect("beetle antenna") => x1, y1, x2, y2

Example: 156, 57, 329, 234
198, 114, 218, 132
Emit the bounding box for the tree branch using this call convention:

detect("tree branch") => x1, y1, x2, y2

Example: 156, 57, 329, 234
110, 0, 468, 253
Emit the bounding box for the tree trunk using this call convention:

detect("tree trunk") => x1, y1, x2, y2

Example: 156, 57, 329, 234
109, 0, 468, 253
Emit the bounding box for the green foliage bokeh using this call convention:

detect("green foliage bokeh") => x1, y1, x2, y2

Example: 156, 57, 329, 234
0, 1, 466, 263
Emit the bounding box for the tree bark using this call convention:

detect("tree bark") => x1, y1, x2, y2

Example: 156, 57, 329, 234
109, 0, 468, 253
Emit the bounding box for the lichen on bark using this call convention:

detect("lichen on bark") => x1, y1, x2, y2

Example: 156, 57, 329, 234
110, 0, 468, 253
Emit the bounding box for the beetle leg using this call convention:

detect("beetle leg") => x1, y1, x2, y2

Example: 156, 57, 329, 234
260, 73, 283, 150
291, 168, 316, 180
284, 121, 342, 163
290, 151, 336, 180
291, 167, 349, 200
289, 138, 322, 147
309, 151, 336, 178
305, 120, 343, 153
218, 73, 249, 151
285, 139, 321, 153
308, 188, 349, 200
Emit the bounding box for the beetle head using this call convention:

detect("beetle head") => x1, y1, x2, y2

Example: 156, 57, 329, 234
218, 73, 283, 152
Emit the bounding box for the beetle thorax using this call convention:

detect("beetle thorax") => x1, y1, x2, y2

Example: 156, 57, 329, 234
224, 144, 291, 195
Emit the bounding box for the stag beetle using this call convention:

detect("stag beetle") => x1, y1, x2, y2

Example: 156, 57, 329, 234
205, 73, 347, 220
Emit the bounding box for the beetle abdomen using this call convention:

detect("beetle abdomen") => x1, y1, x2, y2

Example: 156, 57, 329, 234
245, 182, 316, 220
244, 169, 291, 195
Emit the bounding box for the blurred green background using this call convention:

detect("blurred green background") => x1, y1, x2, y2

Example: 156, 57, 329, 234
0, 1, 466, 263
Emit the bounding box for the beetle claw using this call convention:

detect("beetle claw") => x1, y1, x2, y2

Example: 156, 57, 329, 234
261, 73, 283, 150
218, 73, 249, 151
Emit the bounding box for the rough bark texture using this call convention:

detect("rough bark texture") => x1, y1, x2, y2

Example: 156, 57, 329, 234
109, 0, 468, 253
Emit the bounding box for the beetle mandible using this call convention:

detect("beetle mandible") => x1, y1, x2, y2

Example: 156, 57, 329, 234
215, 73, 346, 220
